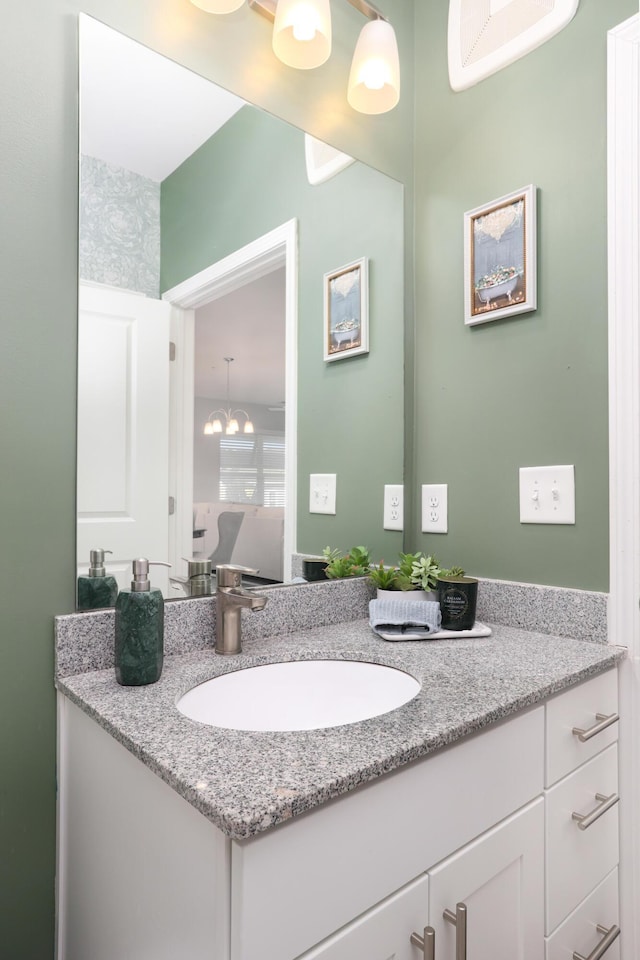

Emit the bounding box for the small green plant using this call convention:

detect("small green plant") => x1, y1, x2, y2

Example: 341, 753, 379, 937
323, 545, 371, 580
410, 554, 442, 592
439, 565, 466, 579
367, 560, 400, 590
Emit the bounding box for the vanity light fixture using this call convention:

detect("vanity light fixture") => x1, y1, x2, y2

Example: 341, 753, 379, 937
272, 0, 332, 69
190, 0, 245, 12
190, 0, 400, 114
203, 357, 255, 437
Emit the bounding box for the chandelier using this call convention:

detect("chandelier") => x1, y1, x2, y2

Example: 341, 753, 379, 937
203, 357, 255, 436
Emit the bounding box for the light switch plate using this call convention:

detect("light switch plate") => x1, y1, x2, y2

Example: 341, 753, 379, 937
421, 484, 448, 533
519, 465, 575, 524
383, 484, 403, 531
309, 474, 337, 515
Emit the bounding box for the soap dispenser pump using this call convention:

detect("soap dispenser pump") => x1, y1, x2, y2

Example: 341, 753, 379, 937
115, 558, 171, 686
77, 548, 119, 610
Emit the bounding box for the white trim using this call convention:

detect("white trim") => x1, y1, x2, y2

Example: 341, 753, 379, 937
163, 219, 298, 582
607, 15, 640, 960
167, 307, 195, 582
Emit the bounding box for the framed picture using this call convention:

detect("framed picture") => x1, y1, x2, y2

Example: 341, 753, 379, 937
464, 184, 537, 326
323, 257, 369, 362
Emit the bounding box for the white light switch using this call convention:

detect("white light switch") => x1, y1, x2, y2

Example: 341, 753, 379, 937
309, 474, 337, 515
519, 465, 575, 524
383, 484, 403, 531
421, 484, 448, 533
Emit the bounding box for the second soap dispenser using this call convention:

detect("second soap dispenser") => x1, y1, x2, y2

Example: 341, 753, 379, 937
115, 558, 170, 686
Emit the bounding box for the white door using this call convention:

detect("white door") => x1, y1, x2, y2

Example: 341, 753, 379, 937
428, 799, 544, 960
77, 282, 171, 595
298, 873, 430, 959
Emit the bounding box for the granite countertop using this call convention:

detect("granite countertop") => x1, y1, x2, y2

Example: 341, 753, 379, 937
56, 619, 625, 841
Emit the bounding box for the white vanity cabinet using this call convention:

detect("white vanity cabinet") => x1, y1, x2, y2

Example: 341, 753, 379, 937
57, 666, 620, 960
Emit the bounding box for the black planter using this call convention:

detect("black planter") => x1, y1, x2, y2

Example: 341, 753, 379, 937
302, 558, 328, 582
437, 576, 478, 631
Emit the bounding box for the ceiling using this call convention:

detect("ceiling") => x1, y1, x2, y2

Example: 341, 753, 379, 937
79, 14, 246, 181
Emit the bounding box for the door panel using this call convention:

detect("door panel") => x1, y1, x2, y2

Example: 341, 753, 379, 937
77, 282, 171, 594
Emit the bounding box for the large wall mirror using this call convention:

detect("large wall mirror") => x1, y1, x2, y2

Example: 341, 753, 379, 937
76, 14, 405, 607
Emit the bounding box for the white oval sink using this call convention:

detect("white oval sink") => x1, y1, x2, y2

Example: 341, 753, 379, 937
177, 659, 420, 732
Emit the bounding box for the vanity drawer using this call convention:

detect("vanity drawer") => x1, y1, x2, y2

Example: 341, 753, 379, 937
545, 744, 619, 934
545, 668, 618, 787
545, 867, 619, 960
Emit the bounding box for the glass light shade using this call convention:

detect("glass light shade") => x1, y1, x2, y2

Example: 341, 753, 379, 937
212, 419, 223, 434
204, 421, 214, 436
243, 421, 255, 434
189, 0, 244, 13
228, 419, 239, 434
347, 19, 400, 115
272, 0, 331, 69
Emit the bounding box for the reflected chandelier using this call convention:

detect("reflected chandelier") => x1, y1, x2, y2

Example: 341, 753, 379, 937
188, 0, 400, 115
203, 357, 255, 436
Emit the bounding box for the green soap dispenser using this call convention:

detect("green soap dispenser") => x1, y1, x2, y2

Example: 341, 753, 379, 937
115, 558, 171, 686
77, 548, 119, 610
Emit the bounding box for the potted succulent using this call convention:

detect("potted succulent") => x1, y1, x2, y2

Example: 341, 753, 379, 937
369, 552, 465, 600
323, 545, 371, 580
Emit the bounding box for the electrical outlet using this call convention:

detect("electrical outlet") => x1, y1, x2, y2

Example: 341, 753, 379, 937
309, 474, 337, 515
422, 484, 448, 533
383, 484, 403, 531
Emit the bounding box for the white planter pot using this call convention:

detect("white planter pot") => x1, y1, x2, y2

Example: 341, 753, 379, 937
376, 588, 438, 602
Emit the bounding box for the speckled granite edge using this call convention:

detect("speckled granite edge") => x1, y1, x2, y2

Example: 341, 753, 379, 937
56, 621, 626, 840
55, 577, 375, 678
475, 578, 607, 643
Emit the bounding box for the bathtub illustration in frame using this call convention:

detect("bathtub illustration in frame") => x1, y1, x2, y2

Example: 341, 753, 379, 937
464, 185, 537, 326
323, 257, 369, 361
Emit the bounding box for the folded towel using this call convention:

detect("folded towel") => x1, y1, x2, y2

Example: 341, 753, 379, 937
369, 597, 441, 640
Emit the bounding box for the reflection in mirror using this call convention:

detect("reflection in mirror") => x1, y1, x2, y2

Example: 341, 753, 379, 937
76, 15, 404, 609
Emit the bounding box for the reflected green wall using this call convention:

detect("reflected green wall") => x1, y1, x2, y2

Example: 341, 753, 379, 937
161, 106, 405, 560
411, 0, 635, 590
0, 2, 413, 955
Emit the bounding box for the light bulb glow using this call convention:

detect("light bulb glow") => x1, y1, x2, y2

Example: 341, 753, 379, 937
189, 0, 244, 13
348, 19, 400, 115
243, 421, 255, 434
273, 0, 331, 69
212, 419, 223, 434
204, 422, 214, 436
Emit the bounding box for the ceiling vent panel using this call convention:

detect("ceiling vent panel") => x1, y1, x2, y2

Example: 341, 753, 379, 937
449, 0, 579, 91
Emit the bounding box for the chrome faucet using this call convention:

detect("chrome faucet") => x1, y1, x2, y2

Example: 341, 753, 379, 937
215, 564, 268, 655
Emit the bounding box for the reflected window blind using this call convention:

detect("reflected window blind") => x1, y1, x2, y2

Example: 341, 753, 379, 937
219, 435, 286, 507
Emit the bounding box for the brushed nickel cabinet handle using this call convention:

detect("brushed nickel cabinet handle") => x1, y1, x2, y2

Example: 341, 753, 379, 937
443, 902, 467, 960
572, 712, 619, 742
573, 922, 620, 960
572, 792, 620, 830
410, 925, 435, 959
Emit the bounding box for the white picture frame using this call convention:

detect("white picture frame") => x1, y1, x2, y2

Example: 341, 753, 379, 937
464, 184, 537, 327
323, 257, 369, 362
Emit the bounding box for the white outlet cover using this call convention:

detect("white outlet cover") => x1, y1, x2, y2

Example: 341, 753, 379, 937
448, 0, 580, 92
519, 465, 575, 524
383, 484, 403, 531
421, 484, 448, 534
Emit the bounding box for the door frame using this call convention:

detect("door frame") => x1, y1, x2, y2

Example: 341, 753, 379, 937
607, 15, 639, 960
162, 218, 298, 583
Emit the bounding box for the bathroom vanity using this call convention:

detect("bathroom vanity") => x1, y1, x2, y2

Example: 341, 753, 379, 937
56, 608, 624, 960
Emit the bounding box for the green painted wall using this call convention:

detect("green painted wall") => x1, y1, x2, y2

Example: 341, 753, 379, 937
411, 0, 635, 590
0, 2, 414, 954
161, 105, 405, 560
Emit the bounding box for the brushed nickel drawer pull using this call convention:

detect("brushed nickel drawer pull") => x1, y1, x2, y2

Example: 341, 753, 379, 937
572, 712, 619, 742
572, 792, 619, 830
410, 925, 435, 958
443, 902, 467, 960
573, 922, 620, 960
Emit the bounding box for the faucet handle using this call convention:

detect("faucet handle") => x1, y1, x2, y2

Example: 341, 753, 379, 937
216, 563, 259, 587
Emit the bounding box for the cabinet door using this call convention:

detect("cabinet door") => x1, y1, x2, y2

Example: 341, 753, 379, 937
299, 874, 429, 959
428, 799, 544, 960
